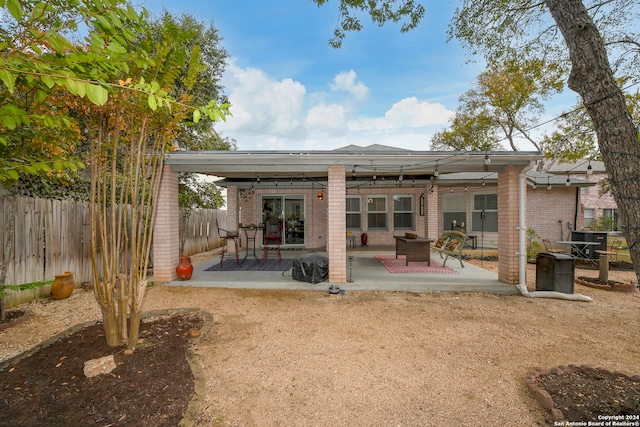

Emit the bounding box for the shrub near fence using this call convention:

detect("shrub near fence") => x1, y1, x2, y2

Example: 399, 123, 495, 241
0, 195, 225, 287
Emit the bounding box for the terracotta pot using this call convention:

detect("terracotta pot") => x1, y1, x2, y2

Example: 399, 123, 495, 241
51, 271, 75, 300
176, 257, 194, 281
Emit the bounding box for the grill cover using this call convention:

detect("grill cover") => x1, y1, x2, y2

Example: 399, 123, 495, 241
292, 253, 329, 284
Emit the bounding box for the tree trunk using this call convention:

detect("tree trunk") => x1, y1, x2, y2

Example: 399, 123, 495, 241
100, 303, 123, 347
127, 309, 141, 351
546, 0, 640, 284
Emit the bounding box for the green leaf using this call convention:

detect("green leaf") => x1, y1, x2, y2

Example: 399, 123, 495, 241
0, 69, 16, 93
86, 84, 108, 105
193, 109, 201, 123
41, 75, 55, 88
147, 94, 157, 110
7, 0, 22, 20
7, 169, 19, 180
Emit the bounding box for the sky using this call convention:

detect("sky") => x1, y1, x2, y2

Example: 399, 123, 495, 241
140, 0, 576, 152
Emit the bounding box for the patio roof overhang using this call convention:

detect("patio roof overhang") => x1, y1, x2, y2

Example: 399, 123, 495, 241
165, 148, 544, 188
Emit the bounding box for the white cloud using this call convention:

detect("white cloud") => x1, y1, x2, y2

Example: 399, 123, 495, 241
329, 70, 369, 101
216, 60, 454, 151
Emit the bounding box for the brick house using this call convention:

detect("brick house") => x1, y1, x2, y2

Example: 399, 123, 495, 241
154, 145, 579, 288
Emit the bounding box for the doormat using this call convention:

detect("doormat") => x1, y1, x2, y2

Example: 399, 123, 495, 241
374, 255, 459, 274
204, 258, 294, 272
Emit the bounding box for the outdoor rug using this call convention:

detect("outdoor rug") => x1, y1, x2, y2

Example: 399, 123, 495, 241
374, 255, 459, 274
204, 258, 294, 272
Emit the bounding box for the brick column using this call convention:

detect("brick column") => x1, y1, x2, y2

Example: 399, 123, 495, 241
327, 166, 346, 284
226, 186, 239, 253
153, 164, 180, 282
426, 185, 440, 240
498, 166, 523, 284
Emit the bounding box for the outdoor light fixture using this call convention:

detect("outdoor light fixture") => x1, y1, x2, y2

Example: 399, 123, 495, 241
547, 177, 551, 190
399, 167, 403, 181
372, 169, 377, 180
352, 166, 356, 178
450, 187, 454, 193
565, 174, 571, 186
587, 160, 593, 175
275, 177, 278, 187
484, 153, 491, 165
433, 161, 439, 177
482, 180, 486, 187
290, 177, 293, 186
532, 179, 537, 189
317, 191, 323, 201
464, 184, 468, 192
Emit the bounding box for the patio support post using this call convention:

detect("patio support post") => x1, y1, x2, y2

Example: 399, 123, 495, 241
425, 184, 440, 241
153, 164, 180, 282
327, 165, 347, 284
497, 165, 524, 284
226, 186, 239, 253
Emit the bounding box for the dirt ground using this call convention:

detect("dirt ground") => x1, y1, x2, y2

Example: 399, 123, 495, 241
1, 256, 639, 426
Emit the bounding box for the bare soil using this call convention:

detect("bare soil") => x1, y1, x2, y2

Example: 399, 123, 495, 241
0, 256, 638, 426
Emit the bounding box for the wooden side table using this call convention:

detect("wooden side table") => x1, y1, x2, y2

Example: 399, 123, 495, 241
394, 236, 433, 266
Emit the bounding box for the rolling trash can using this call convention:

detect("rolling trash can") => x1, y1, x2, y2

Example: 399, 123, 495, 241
536, 252, 575, 293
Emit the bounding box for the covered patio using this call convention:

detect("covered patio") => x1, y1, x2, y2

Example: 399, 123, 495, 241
153, 145, 544, 290
166, 247, 517, 294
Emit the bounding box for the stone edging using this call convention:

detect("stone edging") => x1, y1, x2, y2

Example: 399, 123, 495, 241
575, 277, 637, 293
0, 307, 215, 427
526, 364, 640, 422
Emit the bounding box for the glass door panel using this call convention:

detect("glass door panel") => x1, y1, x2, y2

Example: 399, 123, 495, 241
262, 197, 283, 246
284, 197, 305, 245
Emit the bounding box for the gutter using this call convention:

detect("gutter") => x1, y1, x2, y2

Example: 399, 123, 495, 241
516, 161, 592, 302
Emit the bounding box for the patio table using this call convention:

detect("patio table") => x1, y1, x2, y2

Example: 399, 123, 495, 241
556, 240, 599, 265
241, 224, 263, 263
394, 236, 433, 266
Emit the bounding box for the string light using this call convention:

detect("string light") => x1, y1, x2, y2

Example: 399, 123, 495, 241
484, 153, 491, 165
547, 177, 551, 190
433, 161, 439, 177
398, 166, 403, 181
565, 173, 571, 186
587, 160, 593, 175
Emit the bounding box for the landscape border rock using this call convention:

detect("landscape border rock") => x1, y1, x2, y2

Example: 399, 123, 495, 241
575, 277, 637, 293
0, 310, 31, 333
526, 364, 640, 421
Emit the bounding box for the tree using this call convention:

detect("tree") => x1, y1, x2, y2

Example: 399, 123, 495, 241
0, 0, 228, 338
147, 12, 235, 209
431, 59, 565, 162
315, 0, 640, 283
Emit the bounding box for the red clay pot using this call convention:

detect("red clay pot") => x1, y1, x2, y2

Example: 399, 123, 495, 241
176, 257, 194, 281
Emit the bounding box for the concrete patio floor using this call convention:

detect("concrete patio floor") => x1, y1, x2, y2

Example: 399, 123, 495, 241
165, 246, 519, 295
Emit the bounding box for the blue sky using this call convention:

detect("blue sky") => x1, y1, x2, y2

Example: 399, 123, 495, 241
141, 0, 573, 151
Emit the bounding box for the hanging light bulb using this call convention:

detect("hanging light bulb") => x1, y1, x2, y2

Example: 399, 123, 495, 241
464, 184, 468, 192
290, 177, 293, 186
450, 187, 454, 193
433, 161, 439, 177
398, 166, 403, 181
587, 160, 593, 175
257, 176, 260, 183
352, 166, 356, 178
482, 180, 486, 187
565, 174, 571, 186
532, 179, 537, 189
372, 168, 377, 180
547, 177, 551, 190
275, 177, 278, 187
484, 153, 491, 165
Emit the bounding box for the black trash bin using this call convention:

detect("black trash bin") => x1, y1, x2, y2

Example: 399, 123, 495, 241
536, 252, 575, 293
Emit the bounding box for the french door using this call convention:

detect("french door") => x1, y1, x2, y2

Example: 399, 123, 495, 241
261, 195, 305, 247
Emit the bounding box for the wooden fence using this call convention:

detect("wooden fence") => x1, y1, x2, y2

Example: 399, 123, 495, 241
0, 196, 224, 286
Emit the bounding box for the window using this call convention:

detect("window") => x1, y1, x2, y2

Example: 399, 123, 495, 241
367, 196, 387, 230
442, 193, 466, 231
603, 209, 619, 231
472, 193, 498, 232
346, 196, 362, 230
584, 208, 594, 228
393, 195, 414, 230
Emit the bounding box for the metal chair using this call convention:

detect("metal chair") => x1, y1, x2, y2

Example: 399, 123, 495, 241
216, 219, 240, 267
262, 220, 283, 265
542, 239, 566, 253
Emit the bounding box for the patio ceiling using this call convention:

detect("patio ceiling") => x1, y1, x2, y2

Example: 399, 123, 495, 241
165, 146, 543, 186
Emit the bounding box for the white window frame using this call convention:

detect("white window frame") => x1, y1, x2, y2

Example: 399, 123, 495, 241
393, 194, 414, 230
367, 195, 388, 230
346, 195, 362, 231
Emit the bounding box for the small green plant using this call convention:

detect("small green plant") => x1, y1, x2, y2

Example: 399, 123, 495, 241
0, 280, 53, 299
589, 215, 619, 231
526, 227, 542, 262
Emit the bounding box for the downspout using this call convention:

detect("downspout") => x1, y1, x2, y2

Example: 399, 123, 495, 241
516, 162, 592, 302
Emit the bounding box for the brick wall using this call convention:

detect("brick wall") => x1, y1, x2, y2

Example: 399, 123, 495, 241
526, 186, 578, 242
497, 166, 522, 284
328, 166, 346, 283
153, 165, 180, 282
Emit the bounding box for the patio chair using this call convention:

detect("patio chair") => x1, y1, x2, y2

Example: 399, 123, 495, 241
542, 239, 566, 253
216, 219, 240, 267
262, 220, 283, 265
